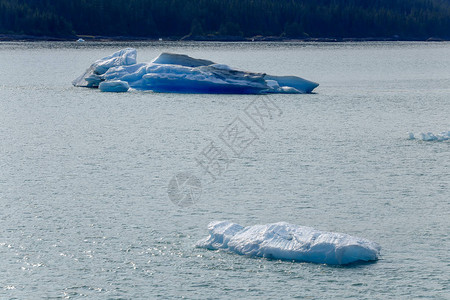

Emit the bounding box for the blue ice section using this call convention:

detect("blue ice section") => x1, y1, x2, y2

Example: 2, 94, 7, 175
196, 221, 381, 265
99, 80, 129, 92
73, 49, 319, 94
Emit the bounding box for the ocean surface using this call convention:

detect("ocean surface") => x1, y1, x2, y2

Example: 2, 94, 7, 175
0, 41, 449, 299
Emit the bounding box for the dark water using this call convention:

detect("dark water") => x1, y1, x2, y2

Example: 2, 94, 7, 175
0, 41, 449, 299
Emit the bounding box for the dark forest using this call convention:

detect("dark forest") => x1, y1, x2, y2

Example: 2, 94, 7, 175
1, 0, 450, 39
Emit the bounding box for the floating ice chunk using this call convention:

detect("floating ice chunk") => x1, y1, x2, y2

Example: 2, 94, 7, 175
196, 221, 381, 265
409, 131, 449, 141
99, 80, 129, 92
73, 49, 319, 94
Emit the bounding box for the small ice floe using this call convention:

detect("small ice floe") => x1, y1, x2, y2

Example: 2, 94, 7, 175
408, 131, 450, 142
76, 38, 85, 42
196, 221, 381, 265
99, 80, 129, 92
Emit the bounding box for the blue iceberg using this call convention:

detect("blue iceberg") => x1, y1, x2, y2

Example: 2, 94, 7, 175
196, 221, 381, 265
73, 49, 319, 94
408, 131, 450, 142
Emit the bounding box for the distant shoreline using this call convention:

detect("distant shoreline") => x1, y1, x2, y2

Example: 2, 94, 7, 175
0, 34, 448, 42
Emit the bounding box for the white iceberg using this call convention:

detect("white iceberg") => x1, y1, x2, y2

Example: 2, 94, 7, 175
196, 221, 381, 265
73, 49, 319, 94
408, 131, 450, 141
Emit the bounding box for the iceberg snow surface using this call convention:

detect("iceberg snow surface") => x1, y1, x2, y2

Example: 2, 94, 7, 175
196, 221, 381, 265
73, 49, 319, 94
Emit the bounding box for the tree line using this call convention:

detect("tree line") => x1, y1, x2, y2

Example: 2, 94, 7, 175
1, 0, 450, 38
